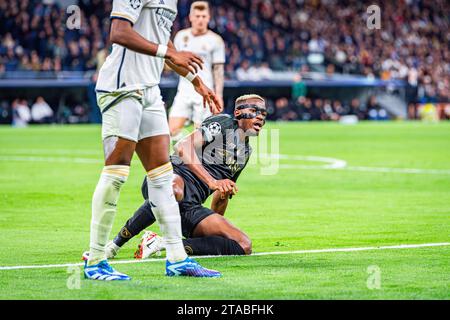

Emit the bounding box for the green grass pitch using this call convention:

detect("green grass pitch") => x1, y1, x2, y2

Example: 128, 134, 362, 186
0, 121, 449, 299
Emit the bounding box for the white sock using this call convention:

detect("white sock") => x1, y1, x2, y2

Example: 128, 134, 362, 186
106, 241, 120, 258
88, 165, 129, 266
146, 162, 187, 263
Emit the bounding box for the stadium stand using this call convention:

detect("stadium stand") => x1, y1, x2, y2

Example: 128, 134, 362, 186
0, 0, 448, 124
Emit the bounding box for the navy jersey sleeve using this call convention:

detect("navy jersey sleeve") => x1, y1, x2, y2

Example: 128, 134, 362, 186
200, 114, 235, 143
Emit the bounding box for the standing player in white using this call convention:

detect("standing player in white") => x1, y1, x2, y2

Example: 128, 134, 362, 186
85, 0, 222, 281
168, 1, 225, 144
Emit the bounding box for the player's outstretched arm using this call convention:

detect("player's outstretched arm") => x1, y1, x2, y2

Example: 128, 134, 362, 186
109, 19, 203, 73
212, 63, 225, 110
166, 59, 222, 114
192, 76, 223, 114
174, 130, 237, 197
166, 41, 222, 114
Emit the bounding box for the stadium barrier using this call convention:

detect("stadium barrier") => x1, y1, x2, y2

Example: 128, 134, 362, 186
0, 73, 407, 124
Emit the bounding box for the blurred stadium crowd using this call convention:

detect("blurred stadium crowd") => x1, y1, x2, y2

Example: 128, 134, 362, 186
2, 92, 448, 126
0, 0, 449, 125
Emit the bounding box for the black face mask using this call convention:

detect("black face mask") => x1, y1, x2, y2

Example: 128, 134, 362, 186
235, 104, 267, 123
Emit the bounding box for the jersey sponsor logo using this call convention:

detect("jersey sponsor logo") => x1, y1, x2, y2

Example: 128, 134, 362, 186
129, 0, 142, 10
207, 122, 222, 136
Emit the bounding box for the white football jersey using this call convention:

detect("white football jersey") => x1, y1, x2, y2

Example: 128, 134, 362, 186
173, 28, 225, 96
96, 0, 178, 92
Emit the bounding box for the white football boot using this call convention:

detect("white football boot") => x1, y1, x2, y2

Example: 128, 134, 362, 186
134, 231, 165, 259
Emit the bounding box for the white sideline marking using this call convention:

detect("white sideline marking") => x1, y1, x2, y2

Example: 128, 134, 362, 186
0, 242, 448, 271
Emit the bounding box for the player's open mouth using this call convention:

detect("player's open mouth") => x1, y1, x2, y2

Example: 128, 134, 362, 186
253, 122, 263, 131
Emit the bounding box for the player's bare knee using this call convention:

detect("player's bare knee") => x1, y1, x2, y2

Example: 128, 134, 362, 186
105, 152, 133, 166
109, 156, 132, 166
172, 175, 184, 201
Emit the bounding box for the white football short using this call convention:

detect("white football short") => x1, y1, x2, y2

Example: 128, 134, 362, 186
97, 86, 169, 142
169, 91, 212, 126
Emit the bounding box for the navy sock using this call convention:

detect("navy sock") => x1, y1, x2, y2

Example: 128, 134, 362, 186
113, 200, 156, 247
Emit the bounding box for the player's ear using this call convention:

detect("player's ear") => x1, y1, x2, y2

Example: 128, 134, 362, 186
234, 109, 241, 118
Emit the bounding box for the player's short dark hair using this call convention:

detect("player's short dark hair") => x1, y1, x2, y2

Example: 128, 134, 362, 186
190, 1, 209, 13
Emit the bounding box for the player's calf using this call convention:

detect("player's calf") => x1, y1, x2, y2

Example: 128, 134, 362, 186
87, 165, 129, 266
146, 162, 187, 263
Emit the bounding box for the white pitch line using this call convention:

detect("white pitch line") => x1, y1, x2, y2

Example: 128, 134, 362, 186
345, 166, 450, 175
279, 164, 450, 175
0, 242, 448, 271
258, 154, 347, 169
0, 155, 101, 164
0, 149, 101, 156
3, 154, 450, 175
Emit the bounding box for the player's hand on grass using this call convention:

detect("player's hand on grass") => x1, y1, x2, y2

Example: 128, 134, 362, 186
209, 179, 238, 199
166, 48, 204, 73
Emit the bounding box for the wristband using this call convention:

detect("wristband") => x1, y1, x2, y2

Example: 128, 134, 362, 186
185, 72, 197, 82
156, 44, 168, 58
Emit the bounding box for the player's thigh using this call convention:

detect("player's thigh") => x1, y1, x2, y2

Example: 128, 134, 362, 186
100, 94, 143, 142
135, 136, 170, 171
192, 213, 250, 245
139, 86, 170, 139
103, 137, 136, 166
192, 99, 212, 128
135, 86, 171, 171
99, 93, 143, 165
